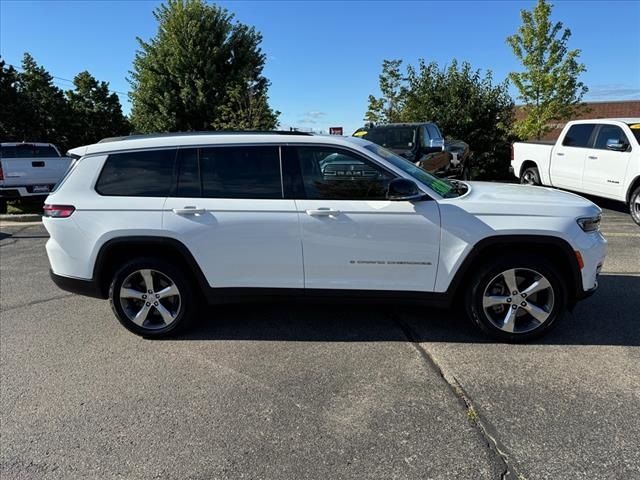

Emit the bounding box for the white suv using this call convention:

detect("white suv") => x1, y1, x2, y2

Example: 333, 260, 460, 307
43, 132, 607, 342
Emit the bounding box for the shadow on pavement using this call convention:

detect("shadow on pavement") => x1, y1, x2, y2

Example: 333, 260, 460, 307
178, 274, 639, 347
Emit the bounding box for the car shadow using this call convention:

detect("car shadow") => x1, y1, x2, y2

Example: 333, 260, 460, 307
176, 274, 639, 347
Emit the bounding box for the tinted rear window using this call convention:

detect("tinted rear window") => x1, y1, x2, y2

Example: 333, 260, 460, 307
1, 144, 59, 158
562, 124, 596, 147
96, 149, 176, 196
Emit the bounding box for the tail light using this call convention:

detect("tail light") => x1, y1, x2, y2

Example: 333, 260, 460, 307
510, 144, 514, 162
0, 162, 4, 180
43, 204, 75, 218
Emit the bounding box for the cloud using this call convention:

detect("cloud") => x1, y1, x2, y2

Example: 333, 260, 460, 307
298, 110, 327, 124
585, 84, 640, 100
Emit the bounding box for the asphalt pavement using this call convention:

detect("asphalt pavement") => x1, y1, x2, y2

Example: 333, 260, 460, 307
1, 203, 638, 480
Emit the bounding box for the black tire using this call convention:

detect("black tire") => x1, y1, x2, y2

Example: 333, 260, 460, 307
629, 185, 640, 227
460, 163, 471, 181
520, 166, 541, 185
465, 254, 566, 342
0, 199, 6, 214
109, 257, 196, 338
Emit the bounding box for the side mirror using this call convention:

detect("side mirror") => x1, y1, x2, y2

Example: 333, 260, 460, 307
606, 139, 628, 152
387, 178, 423, 201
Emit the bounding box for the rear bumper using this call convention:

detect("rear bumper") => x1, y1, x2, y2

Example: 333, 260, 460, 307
0, 186, 53, 198
50, 269, 105, 299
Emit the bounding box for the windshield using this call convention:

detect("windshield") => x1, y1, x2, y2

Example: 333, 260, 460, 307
628, 123, 640, 143
364, 127, 416, 149
364, 143, 459, 198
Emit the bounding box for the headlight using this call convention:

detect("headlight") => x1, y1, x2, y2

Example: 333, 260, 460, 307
577, 214, 601, 232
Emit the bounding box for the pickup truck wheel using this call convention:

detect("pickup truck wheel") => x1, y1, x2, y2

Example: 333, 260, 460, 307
630, 186, 640, 226
520, 166, 541, 185
466, 255, 566, 342
109, 257, 196, 338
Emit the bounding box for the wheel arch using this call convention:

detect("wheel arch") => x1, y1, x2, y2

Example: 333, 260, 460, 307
626, 175, 640, 204
93, 236, 209, 299
519, 160, 539, 178
446, 235, 582, 307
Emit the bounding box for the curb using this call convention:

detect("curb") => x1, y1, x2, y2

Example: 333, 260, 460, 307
0, 214, 42, 223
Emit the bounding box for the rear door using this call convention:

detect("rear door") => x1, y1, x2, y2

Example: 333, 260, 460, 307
163, 145, 303, 289
582, 124, 633, 199
284, 145, 440, 292
550, 124, 596, 190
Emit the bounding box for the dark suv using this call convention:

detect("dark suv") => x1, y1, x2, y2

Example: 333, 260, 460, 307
360, 123, 469, 179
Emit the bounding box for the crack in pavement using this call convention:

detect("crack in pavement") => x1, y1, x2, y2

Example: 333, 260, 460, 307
1, 294, 73, 313
392, 314, 523, 480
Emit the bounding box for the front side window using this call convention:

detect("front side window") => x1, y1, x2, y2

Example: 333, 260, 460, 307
96, 149, 176, 196
594, 125, 630, 150
562, 124, 596, 148
290, 146, 394, 200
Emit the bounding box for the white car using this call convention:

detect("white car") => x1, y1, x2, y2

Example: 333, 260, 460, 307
43, 132, 607, 342
511, 118, 640, 225
0, 142, 73, 213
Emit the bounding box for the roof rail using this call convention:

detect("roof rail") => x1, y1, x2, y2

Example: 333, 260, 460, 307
97, 130, 313, 144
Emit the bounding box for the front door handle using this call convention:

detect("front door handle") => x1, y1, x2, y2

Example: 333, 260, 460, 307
173, 206, 207, 215
587, 156, 598, 160
306, 208, 341, 217
556, 152, 565, 156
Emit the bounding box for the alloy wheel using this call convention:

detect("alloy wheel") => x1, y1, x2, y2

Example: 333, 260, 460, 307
521, 171, 536, 185
119, 269, 181, 329
482, 268, 555, 334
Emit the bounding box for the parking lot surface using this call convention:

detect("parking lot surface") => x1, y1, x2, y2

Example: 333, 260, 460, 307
1, 204, 639, 479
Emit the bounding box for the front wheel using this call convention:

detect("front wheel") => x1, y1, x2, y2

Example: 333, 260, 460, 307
109, 257, 196, 338
520, 166, 541, 185
465, 254, 566, 342
630, 185, 640, 226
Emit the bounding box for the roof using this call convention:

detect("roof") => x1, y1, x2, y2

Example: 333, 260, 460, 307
69, 132, 371, 157
1, 142, 56, 147
567, 117, 640, 124
369, 122, 434, 129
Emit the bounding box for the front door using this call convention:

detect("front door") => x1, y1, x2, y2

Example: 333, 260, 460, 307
163, 145, 303, 289
582, 124, 632, 199
283, 145, 441, 292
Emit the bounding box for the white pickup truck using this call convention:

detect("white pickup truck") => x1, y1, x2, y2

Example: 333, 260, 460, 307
0, 142, 73, 213
511, 118, 640, 225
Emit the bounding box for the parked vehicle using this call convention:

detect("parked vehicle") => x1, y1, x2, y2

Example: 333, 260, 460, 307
511, 118, 640, 225
359, 123, 470, 179
44, 132, 606, 342
0, 142, 73, 213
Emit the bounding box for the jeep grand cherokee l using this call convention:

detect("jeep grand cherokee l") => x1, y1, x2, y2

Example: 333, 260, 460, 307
43, 132, 606, 342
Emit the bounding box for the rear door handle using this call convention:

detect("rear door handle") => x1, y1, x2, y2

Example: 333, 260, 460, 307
587, 156, 598, 160
306, 208, 341, 217
173, 206, 207, 215
556, 152, 565, 156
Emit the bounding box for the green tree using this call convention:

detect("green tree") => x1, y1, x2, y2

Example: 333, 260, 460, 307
0, 58, 27, 140
13, 53, 71, 145
66, 71, 130, 146
129, 0, 279, 132
366, 59, 515, 179
507, 0, 587, 139
404, 60, 515, 179
365, 59, 405, 124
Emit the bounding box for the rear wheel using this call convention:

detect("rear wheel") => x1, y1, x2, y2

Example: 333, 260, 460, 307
109, 257, 196, 338
630, 185, 640, 226
520, 166, 541, 185
465, 254, 566, 342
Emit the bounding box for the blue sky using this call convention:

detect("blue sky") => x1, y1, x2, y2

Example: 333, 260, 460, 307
1, 0, 639, 134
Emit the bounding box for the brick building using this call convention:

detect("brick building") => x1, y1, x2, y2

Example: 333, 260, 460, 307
515, 100, 640, 140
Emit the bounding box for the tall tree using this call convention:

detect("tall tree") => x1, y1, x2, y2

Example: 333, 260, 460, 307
507, 0, 587, 139
129, 0, 279, 132
13, 53, 71, 145
0, 58, 27, 140
365, 59, 405, 124
66, 71, 130, 146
